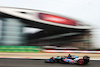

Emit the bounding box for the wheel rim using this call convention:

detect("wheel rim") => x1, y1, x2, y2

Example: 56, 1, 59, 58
78, 59, 84, 65
50, 60, 55, 63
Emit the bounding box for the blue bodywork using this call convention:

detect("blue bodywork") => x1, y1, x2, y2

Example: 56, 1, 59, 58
55, 57, 61, 59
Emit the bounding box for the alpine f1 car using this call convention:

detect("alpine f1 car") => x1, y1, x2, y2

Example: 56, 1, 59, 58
45, 54, 90, 65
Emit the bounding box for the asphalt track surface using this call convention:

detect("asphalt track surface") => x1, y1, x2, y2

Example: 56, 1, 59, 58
0, 59, 100, 67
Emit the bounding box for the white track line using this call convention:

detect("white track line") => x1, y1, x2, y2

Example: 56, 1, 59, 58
0, 57, 100, 60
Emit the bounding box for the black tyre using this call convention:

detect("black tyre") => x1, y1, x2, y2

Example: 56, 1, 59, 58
77, 59, 84, 65
83, 59, 89, 64
49, 59, 55, 63
83, 56, 90, 64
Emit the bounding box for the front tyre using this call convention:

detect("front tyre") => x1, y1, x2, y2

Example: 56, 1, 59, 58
49, 59, 55, 63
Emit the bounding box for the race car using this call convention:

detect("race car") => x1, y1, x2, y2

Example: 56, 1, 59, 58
45, 54, 90, 65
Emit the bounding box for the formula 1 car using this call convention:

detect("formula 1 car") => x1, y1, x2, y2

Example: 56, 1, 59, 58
45, 54, 90, 65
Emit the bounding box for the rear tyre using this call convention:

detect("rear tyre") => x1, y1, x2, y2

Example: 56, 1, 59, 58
83, 59, 89, 64
83, 56, 90, 64
77, 59, 84, 65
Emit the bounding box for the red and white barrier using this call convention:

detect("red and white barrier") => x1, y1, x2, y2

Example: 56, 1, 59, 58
42, 50, 100, 54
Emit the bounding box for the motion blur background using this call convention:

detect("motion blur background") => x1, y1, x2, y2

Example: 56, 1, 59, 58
0, 0, 100, 52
